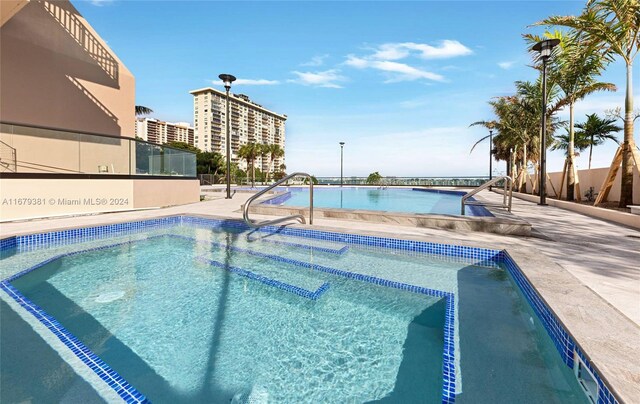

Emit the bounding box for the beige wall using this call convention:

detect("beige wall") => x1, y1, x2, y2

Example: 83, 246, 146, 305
548, 166, 640, 204
0, 178, 200, 221
133, 179, 200, 208
0, 0, 135, 137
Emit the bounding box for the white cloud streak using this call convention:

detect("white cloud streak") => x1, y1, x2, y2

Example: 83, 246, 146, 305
498, 61, 516, 70
371, 40, 473, 60
301, 54, 329, 67
233, 78, 280, 86
289, 70, 345, 88
345, 56, 444, 82
89, 0, 114, 6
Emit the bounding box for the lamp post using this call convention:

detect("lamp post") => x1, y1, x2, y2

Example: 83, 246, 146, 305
489, 129, 493, 190
532, 39, 559, 205
339, 142, 345, 187
219, 73, 236, 199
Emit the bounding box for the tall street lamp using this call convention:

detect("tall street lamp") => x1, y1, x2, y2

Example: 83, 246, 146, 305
219, 73, 236, 199
488, 129, 494, 191
339, 142, 345, 187
532, 38, 559, 205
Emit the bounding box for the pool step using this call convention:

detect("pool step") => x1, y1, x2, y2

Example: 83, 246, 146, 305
195, 256, 329, 301
245, 232, 349, 255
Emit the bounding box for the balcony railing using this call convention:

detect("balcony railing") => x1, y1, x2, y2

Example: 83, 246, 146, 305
0, 122, 196, 177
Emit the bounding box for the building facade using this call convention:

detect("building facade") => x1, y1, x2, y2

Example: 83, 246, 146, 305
190, 87, 286, 172
135, 118, 194, 146
0, 0, 200, 221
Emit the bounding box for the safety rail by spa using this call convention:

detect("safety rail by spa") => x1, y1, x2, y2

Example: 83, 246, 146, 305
461, 176, 513, 215
243, 172, 314, 228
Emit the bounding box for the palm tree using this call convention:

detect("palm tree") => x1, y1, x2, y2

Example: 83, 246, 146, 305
525, 30, 616, 200
551, 130, 592, 155
135, 106, 153, 116
575, 113, 621, 169
266, 144, 284, 182
237, 142, 262, 188
538, 0, 639, 206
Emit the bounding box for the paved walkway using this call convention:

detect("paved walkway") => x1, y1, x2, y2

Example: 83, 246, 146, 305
1, 190, 639, 325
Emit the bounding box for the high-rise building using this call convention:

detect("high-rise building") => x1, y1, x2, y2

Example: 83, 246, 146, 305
190, 87, 286, 172
135, 118, 194, 146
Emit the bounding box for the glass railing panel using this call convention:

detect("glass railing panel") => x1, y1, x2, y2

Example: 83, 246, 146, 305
0, 124, 82, 173
0, 122, 197, 177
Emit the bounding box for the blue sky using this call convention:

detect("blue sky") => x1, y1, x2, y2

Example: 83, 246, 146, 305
76, 0, 638, 177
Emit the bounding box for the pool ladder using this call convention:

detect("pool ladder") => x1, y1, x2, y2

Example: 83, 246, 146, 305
243, 172, 314, 228
461, 176, 513, 215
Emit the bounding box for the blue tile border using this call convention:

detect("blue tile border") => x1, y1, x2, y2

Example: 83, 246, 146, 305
0, 236, 17, 250
0, 282, 149, 403
195, 256, 330, 300
0, 214, 619, 403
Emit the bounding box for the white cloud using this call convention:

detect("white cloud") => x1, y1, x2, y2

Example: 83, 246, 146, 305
301, 54, 329, 67
498, 61, 516, 70
370, 40, 473, 61
371, 44, 411, 60
233, 79, 280, 86
289, 70, 345, 88
345, 55, 444, 82
89, 0, 114, 6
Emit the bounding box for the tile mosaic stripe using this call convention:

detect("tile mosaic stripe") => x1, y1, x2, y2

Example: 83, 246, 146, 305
0, 236, 17, 251
195, 256, 330, 300
0, 282, 149, 403
14, 216, 181, 252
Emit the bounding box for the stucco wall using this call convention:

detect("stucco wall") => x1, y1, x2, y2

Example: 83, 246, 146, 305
0, 0, 135, 137
0, 178, 200, 221
132, 179, 200, 208
548, 166, 640, 204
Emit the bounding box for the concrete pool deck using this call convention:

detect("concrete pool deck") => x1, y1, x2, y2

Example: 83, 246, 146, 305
1, 188, 639, 401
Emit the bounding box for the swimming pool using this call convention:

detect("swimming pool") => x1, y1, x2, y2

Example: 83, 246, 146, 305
0, 217, 608, 403
262, 187, 492, 216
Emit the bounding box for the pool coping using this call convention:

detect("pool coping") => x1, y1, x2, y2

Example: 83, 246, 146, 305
247, 201, 532, 236
1, 214, 637, 403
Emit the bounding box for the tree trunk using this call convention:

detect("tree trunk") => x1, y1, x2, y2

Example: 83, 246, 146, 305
620, 62, 635, 207
588, 136, 594, 170
253, 160, 257, 188
567, 102, 576, 201
521, 143, 528, 193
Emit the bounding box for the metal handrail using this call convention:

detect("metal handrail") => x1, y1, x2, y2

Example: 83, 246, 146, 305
243, 172, 314, 228
461, 176, 513, 215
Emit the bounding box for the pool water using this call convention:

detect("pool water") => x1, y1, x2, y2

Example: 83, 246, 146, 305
267, 187, 491, 216
1, 222, 587, 403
